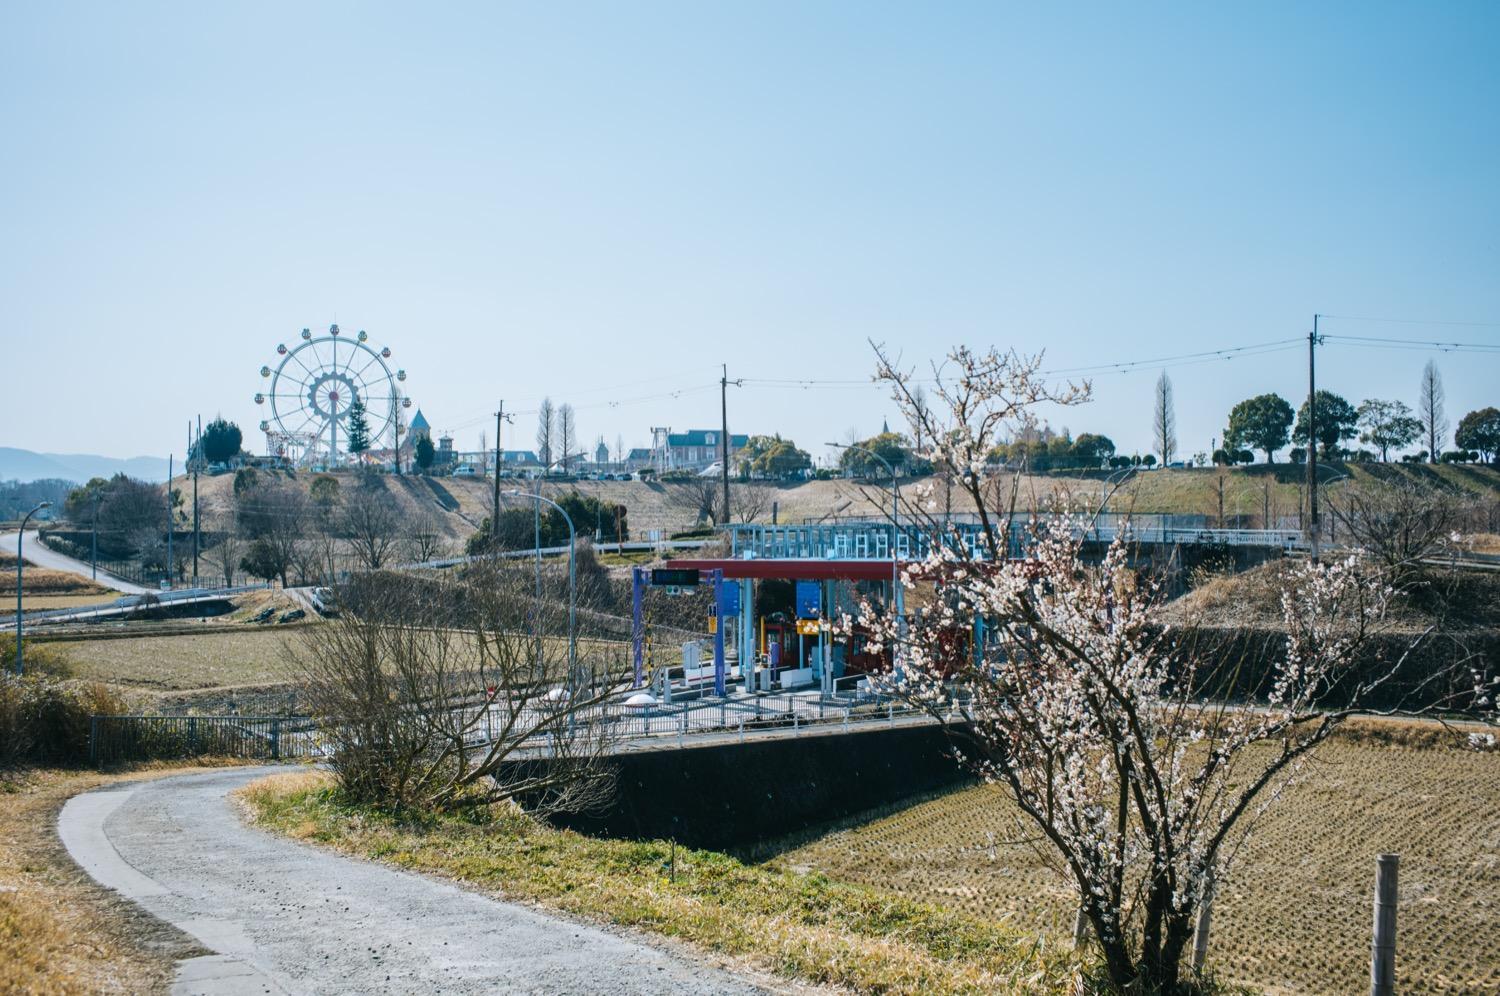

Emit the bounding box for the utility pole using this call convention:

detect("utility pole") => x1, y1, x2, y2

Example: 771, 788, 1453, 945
393, 388, 405, 476
165, 453, 174, 589
720, 365, 731, 525
493, 401, 511, 522
1306, 315, 1320, 562
90, 489, 99, 580
191, 416, 200, 586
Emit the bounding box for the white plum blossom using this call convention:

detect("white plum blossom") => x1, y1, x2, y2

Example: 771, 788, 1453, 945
855, 340, 1497, 991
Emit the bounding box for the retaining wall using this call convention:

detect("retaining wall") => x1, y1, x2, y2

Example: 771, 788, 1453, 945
541, 722, 971, 851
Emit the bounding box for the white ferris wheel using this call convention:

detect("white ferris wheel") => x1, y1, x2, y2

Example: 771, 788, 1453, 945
254, 324, 410, 465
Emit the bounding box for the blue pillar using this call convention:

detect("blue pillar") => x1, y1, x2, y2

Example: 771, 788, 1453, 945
631, 567, 644, 688
712, 569, 726, 696
740, 578, 755, 688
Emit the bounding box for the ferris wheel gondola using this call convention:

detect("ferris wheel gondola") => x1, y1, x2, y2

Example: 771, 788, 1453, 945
254, 324, 405, 466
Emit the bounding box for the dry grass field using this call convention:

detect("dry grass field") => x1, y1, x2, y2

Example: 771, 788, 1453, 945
0, 767, 207, 995
11, 592, 121, 610
778, 736, 1500, 995
49, 628, 303, 691
0, 564, 112, 598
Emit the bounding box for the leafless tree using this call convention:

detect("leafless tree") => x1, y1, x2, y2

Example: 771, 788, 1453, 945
536, 398, 556, 469
290, 537, 325, 587
207, 528, 241, 587
341, 492, 401, 569
558, 403, 576, 473
290, 564, 625, 813
664, 476, 723, 527
731, 482, 775, 523
1153, 370, 1177, 466
910, 384, 930, 453
615, 434, 625, 465
405, 509, 449, 563
238, 480, 309, 588
1419, 359, 1448, 463
308, 525, 342, 585
1329, 478, 1467, 583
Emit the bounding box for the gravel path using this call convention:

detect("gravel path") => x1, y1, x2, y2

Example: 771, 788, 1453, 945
60, 767, 770, 995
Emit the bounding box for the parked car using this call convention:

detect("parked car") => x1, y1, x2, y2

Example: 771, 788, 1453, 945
452, 463, 479, 477
309, 587, 339, 616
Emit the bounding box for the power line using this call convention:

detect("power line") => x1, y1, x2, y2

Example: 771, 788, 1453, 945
1322, 334, 1500, 353
1318, 313, 1500, 329
741, 337, 1306, 388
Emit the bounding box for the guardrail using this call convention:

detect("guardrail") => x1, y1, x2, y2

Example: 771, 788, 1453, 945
2, 584, 268, 630
89, 692, 921, 765
402, 538, 712, 571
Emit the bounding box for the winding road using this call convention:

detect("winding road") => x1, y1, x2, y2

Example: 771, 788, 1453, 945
60, 767, 771, 995
2, 528, 150, 594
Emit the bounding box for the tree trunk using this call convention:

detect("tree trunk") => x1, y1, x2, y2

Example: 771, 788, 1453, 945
1089, 913, 1139, 990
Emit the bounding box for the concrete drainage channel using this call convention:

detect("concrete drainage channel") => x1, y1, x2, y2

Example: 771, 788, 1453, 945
58, 767, 772, 995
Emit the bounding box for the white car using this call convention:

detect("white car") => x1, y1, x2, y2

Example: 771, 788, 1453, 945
452, 463, 479, 477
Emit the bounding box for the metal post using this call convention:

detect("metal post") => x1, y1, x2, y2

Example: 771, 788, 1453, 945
1073, 907, 1089, 947
1307, 315, 1321, 561
508, 491, 577, 688
1371, 854, 1399, 996
720, 365, 731, 526
91, 491, 99, 580
165, 453, 173, 589
14, 502, 50, 676
493, 401, 505, 521
712, 570, 726, 696
631, 567, 645, 687
191, 417, 200, 586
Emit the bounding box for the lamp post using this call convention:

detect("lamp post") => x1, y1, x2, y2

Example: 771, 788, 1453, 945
1313, 466, 1352, 547
828, 442, 901, 693
506, 490, 577, 689
14, 501, 52, 676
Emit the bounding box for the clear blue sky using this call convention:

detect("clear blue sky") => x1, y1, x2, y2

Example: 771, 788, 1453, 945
2, 2, 1496, 464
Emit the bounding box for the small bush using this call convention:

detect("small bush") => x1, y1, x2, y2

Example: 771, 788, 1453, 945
0, 639, 72, 678
0, 673, 128, 767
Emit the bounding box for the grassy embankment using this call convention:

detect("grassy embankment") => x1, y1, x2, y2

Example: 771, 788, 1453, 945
0, 549, 117, 612
778, 728, 1500, 996
241, 770, 1092, 995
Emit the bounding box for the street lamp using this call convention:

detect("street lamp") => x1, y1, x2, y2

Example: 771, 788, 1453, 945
828, 442, 901, 693
14, 501, 52, 676
505, 490, 577, 690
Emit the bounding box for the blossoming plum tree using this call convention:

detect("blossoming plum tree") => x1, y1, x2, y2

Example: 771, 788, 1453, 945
858, 342, 1496, 992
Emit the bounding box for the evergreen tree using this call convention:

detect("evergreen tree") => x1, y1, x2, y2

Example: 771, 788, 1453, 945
415, 435, 435, 471
346, 398, 371, 456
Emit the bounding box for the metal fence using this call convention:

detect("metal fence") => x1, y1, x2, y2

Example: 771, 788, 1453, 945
89, 693, 921, 765
729, 517, 1305, 562
89, 714, 323, 765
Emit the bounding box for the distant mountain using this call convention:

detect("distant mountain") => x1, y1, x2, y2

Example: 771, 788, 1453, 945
0, 448, 172, 484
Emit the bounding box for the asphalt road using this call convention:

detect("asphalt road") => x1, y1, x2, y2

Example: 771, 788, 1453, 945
60, 767, 771, 995
2, 528, 150, 594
